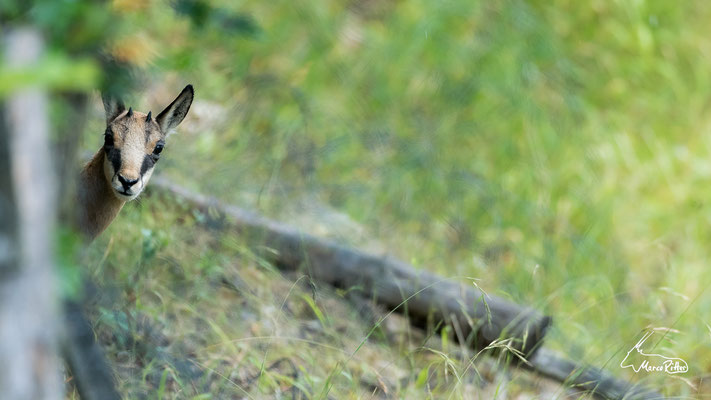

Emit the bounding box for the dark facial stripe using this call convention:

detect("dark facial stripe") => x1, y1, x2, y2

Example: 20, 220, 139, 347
105, 148, 121, 173
140, 154, 157, 175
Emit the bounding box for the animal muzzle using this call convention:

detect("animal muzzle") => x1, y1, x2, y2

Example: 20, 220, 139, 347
112, 173, 143, 198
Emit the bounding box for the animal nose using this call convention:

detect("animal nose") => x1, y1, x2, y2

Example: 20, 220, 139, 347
117, 175, 138, 190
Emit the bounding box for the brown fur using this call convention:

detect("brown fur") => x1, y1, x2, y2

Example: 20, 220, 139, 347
77, 150, 126, 239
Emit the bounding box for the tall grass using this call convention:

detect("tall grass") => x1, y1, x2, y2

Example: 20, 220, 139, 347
80, 0, 711, 396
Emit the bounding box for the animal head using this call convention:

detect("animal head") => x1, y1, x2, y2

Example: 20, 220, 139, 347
101, 84, 194, 201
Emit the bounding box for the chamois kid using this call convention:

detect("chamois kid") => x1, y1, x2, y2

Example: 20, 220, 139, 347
77, 85, 194, 239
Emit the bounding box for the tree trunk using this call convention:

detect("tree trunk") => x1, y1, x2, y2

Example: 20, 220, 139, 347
0, 27, 62, 400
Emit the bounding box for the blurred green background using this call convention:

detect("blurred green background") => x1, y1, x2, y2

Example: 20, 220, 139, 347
5, 0, 711, 397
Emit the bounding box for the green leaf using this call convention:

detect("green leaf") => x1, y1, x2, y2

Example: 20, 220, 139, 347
0, 52, 101, 96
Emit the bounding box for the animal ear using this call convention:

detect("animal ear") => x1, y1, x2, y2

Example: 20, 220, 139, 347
156, 84, 194, 134
102, 93, 126, 124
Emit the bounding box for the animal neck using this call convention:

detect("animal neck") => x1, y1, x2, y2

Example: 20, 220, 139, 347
77, 148, 126, 241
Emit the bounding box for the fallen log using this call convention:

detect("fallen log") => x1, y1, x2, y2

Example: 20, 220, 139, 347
153, 177, 550, 355
150, 177, 664, 399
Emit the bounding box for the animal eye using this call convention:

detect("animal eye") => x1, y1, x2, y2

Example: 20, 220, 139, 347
153, 144, 164, 155
104, 133, 114, 148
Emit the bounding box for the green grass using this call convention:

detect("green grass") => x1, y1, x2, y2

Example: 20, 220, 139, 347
73, 0, 711, 397
78, 193, 562, 398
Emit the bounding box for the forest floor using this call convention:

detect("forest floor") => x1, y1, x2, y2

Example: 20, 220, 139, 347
72, 184, 582, 399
